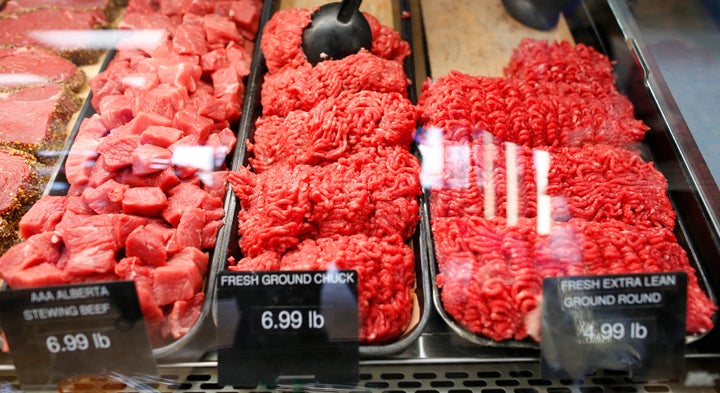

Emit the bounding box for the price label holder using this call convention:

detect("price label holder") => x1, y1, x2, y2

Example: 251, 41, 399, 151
216, 270, 359, 388
541, 272, 687, 380
0, 281, 157, 390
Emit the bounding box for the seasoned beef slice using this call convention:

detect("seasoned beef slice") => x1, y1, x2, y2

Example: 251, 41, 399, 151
0, 8, 107, 65
0, 46, 85, 91
0, 147, 42, 218
0, 83, 81, 152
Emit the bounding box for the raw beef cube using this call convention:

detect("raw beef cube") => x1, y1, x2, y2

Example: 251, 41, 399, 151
205, 127, 237, 159
152, 263, 203, 306
134, 278, 165, 323
168, 247, 209, 276
81, 179, 128, 214
169, 208, 205, 249
203, 14, 241, 47
119, 111, 173, 136
132, 84, 189, 119
163, 183, 211, 226
65, 114, 106, 186
116, 167, 180, 192
98, 95, 134, 129
200, 48, 229, 74
141, 125, 183, 148
0, 46, 85, 91
115, 256, 152, 281
188, 90, 226, 121
173, 110, 214, 143
173, 23, 207, 56
158, 62, 202, 93
226, 42, 251, 78
10, 263, 69, 289
122, 187, 168, 217
201, 220, 224, 249
119, 11, 180, 36
201, 171, 228, 200
110, 214, 148, 250
88, 155, 114, 187
96, 133, 141, 171
0, 232, 62, 285
132, 143, 172, 175
62, 216, 117, 276
220, 0, 261, 39
0, 83, 80, 149
125, 225, 168, 266
168, 292, 204, 339
19, 195, 68, 238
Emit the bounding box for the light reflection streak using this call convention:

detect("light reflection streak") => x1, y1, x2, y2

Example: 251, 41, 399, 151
27, 29, 165, 52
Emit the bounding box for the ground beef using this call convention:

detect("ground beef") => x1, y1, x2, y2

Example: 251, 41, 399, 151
418, 70, 648, 148
250, 90, 416, 172
230, 7, 420, 344
433, 216, 716, 341
504, 39, 618, 90
420, 38, 716, 342
231, 233, 415, 344
422, 134, 675, 230
230, 146, 420, 258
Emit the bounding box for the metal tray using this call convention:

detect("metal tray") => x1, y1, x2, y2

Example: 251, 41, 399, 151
216, 0, 432, 357
421, 0, 719, 350
0, 0, 270, 363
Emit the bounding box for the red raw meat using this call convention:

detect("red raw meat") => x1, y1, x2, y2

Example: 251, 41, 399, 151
0, 232, 62, 287
0, 46, 85, 91
152, 263, 203, 306
169, 247, 209, 276
0, 8, 107, 64
65, 114, 107, 186
433, 216, 717, 340
141, 125, 184, 148
505, 38, 617, 90
10, 263, 69, 289
425, 137, 675, 229
261, 51, 410, 118
168, 292, 205, 339
173, 23, 208, 56
173, 110, 215, 143
81, 179, 128, 214
250, 91, 416, 172
232, 234, 415, 344
418, 70, 648, 148
0, 83, 80, 149
18, 195, 67, 238
260, 7, 409, 73
0, 147, 40, 217
98, 95, 134, 129
132, 143, 172, 175
132, 84, 189, 119
125, 224, 168, 267
96, 133, 140, 171
230, 146, 420, 258
2, 0, 121, 19
204, 14, 242, 47
122, 187, 168, 217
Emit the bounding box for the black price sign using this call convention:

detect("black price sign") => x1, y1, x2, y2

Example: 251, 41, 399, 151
541, 272, 687, 380
0, 281, 157, 389
216, 270, 359, 387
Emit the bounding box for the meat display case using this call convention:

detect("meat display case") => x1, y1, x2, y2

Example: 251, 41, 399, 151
1, 0, 720, 391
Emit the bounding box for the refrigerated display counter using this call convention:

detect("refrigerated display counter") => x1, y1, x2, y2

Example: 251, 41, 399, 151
1, 0, 720, 391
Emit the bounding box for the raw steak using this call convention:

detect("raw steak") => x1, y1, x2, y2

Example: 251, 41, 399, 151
0, 46, 85, 91
0, 83, 81, 153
